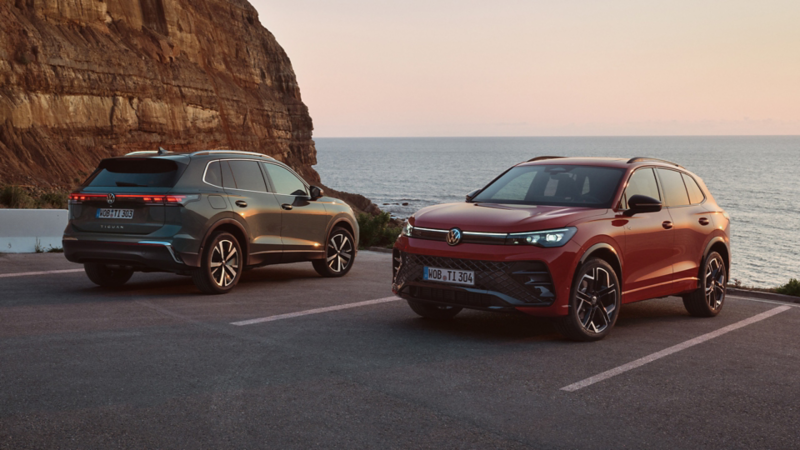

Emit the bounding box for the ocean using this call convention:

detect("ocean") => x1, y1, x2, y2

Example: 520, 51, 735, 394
315, 136, 800, 288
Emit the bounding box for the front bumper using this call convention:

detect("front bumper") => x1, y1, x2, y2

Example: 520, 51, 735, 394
63, 239, 192, 272
392, 236, 580, 317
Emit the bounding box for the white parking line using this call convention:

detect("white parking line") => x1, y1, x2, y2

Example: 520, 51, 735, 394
727, 294, 800, 308
231, 296, 402, 326
0, 269, 84, 279
560, 305, 792, 392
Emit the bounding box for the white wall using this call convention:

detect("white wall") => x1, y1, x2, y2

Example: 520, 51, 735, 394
0, 209, 69, 253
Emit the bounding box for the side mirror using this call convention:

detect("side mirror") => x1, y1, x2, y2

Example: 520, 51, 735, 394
624, 194, 662, 216
309, 186, 324, 200
466, 189, 480, 202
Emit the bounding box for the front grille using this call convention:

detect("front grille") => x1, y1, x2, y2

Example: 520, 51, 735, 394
410, 227, 507, 245
393, 252, 556, 306
408, 286, 505, 308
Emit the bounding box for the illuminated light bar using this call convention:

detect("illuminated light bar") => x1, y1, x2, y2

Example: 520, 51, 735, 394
68, 194, 190, 204
68, 193, 106, 202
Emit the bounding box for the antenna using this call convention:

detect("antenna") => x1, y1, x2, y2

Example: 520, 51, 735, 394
158, 147, 169, 155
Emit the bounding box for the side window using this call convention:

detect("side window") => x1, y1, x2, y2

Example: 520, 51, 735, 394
657, 169, 690, 207
227, 160, 267, 192
204, 161, 223, 187
682, 173, 705, 205
263, 163, 308, 196
221, 160, 237, 189
622, 168, 660, 209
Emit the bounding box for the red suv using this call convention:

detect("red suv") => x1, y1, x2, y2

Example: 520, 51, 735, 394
392, 157, 730, 341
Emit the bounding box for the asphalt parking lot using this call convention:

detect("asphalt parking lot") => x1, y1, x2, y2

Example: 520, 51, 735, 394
1, 251, 798, 449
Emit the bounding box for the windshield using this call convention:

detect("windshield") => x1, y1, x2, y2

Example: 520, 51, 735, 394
83, 159, 184, 188
471, 164, 625, 207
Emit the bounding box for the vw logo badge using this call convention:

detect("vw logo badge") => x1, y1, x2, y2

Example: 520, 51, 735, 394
106, 193, 115, 206
446, 228, 462, 246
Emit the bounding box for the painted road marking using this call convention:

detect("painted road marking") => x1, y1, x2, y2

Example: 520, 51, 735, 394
0, 269, 84, 279
231, 296, 402, 326
561, 305, 792, 392
727, 294, 800, 308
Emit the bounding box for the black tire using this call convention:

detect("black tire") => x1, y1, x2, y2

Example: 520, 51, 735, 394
556, 258, 621, 342
84, 263, 134, 287
682, 251, 726, 317
192, 232, 243, 295
406, 299, 462, 320
313, 227, 356, 277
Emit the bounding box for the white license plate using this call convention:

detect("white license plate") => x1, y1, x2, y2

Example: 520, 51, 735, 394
423, 266, 475, 286
96, 208, 134, 219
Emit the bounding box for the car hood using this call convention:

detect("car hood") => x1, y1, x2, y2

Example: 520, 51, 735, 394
411, 202, 606, 233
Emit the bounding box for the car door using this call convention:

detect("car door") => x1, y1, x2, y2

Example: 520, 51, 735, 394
261, 162, 331, 259
221, 159, 283, 264
619, 167, 676, 302
656, 169, 710, 293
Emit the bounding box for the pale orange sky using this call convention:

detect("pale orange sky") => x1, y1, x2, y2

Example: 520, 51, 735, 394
252, 0, 800, 137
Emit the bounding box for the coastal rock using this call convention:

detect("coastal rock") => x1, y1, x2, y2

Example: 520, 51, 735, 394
0, 0, 318, 188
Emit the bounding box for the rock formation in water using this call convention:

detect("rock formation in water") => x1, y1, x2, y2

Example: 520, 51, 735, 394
0, 0, 318, 189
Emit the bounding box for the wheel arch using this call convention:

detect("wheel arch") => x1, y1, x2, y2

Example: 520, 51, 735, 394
201, 218, 250, 265
578, 243, 623, 287
703, 236, 730, 277
329, 216, 358, 248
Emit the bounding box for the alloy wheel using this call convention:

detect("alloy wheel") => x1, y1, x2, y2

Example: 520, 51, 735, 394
575, 267, 619, 334
327, 232, 353, 273
705, 256, 726, 311
210, 239, 239, 287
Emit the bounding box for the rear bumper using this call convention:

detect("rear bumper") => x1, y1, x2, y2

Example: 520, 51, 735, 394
63, 239, 193, 272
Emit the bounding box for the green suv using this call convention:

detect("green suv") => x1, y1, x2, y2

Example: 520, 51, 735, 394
63, 150, 358, 294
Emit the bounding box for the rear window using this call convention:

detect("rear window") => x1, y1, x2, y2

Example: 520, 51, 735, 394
472, 165, 625, 207
657, 169, 691, 207
85, 159, 182, 188
682, 173, 705, 205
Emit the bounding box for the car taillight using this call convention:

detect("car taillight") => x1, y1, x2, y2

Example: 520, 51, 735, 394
137, 195, 187, 204
68, 193, 106, 203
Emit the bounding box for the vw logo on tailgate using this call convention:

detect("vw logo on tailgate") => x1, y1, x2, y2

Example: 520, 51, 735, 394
446, 228, 462, 246
107, 193, 115, 205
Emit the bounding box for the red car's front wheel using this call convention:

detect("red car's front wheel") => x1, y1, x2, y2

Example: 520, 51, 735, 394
557, 258, 621, 342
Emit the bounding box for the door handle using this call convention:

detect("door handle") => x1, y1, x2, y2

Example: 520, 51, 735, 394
699, 217, 710, 226
662, 221, 673, 230
235, 200, 247, 208
281, 204, 293, 211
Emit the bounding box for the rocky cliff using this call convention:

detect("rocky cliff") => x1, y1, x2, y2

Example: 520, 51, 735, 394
0, 0, 318, 189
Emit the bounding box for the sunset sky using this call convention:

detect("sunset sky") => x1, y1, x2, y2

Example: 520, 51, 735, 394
252, 0, 800, 137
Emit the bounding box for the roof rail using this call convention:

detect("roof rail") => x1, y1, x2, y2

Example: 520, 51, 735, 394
125, 150, 159, 156
190, 150, 275, 159
527, 156, 566, 162
627, 157, 683, 168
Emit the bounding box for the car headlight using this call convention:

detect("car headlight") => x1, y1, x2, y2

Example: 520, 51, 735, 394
506, 227, 577, 247
401, 220, 414, 237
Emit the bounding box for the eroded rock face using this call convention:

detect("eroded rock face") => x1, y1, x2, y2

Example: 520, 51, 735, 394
0, 0, 318, 188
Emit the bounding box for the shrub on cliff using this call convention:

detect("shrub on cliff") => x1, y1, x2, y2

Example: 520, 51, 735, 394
357, 212, 401, 249
0, 186, 34, 208
775, 278, 800, 297
36, 191, 68, 209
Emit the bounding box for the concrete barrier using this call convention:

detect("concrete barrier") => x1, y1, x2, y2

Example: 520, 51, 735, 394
0, 209, 68, 253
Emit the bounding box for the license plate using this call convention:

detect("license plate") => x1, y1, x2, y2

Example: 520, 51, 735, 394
423, 266, 475, 286
96, 208, 134, 219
